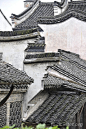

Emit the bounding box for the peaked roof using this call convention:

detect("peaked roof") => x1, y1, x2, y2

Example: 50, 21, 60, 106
38, 1, 86, 24
43, 74, 86, 92
0, 61, 34, 86
0, 60, 34, 106
50, 60, 86, 86
11, 1, 54, 30
43, 49, 86, 92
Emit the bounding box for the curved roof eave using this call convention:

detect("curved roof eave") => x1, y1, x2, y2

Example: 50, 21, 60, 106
0, 34, 38, 42
11, 0, 38, 19
38, 10, 86, 24
0, 28, 39, 41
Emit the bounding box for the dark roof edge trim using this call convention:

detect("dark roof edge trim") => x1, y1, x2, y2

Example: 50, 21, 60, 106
58, 49, 80, 57
24, 58, 59, 64
11, 0, 38, 19
38, 10, 86, 24
0, 34, 38, 42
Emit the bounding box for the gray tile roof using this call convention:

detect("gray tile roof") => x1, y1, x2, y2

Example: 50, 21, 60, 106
51, 60, 86, 86
0, 28, 39, 42
0, 61, 33, 86
0, 28, 37, 37
58, 49, 86, 72
26, 93, 86, 126
25, 37, 45, 52
24, 53, 59, 64
11, 0, 38, 18
25, 53, 59, 59
41, 49, 86, 92
25, 50, 86, 126
0, 84, 28, 89
14, 2, 54, 30
38, 1, 86, 24
65, 1, 86, 13
43, 74, 86, 92
25, 43, 45, 52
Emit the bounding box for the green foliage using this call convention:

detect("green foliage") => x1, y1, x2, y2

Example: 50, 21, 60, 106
0, 124, 15, 129
0, 124, 69, 129
36, 124, 46, 129
66, 126, 69, 129
46, 126, 59, 129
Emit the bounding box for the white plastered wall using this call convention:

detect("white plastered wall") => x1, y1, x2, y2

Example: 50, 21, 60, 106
39, 17, 86, 60
0, 39, 29, 70
23, 61, 58, 117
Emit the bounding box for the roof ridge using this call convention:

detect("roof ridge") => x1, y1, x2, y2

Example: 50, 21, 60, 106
11, 0, 39, 19
38, 1, 86, 24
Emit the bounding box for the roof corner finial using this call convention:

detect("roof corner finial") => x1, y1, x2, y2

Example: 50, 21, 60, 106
24, 0, 36, 8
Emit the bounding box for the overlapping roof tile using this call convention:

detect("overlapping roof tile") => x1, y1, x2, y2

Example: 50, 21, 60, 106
14, 2, 54, 30
38, 1, 86, 24
41, 49, 86, 92
0, 28, 37, 37
0, 61, 33, 85
26, 93, 86, 126
25, 53, 59, 59
51, 60, 86, 86
25, 37, 45, 52
58, 49, 86, 71
25, 49, 86, 126
43, 74, 86, 92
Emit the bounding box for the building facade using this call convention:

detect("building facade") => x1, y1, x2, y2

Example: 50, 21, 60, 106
0, 0, 86, 128
0, 54, 33, 127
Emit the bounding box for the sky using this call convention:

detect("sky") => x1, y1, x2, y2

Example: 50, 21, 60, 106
0, 0, 54, 23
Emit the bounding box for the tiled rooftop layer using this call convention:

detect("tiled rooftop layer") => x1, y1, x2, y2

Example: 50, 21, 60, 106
25, 53, 59, 59
14, 2, 54, 30
0, 84, 28, 89
0, 61, 33, 85
0, 28, 37, 37
25, 49, 86, 126
25, 43, 45, 52
50, 60, 86, 86
11, 0, 38, 18
43, 74, 86, 92
38, 1, 86, 24
38, 49, 86, 92
58, 49, 86, 72
26, 93, 86, 126
25, 37, 45, 52
66, 1, 86, 12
